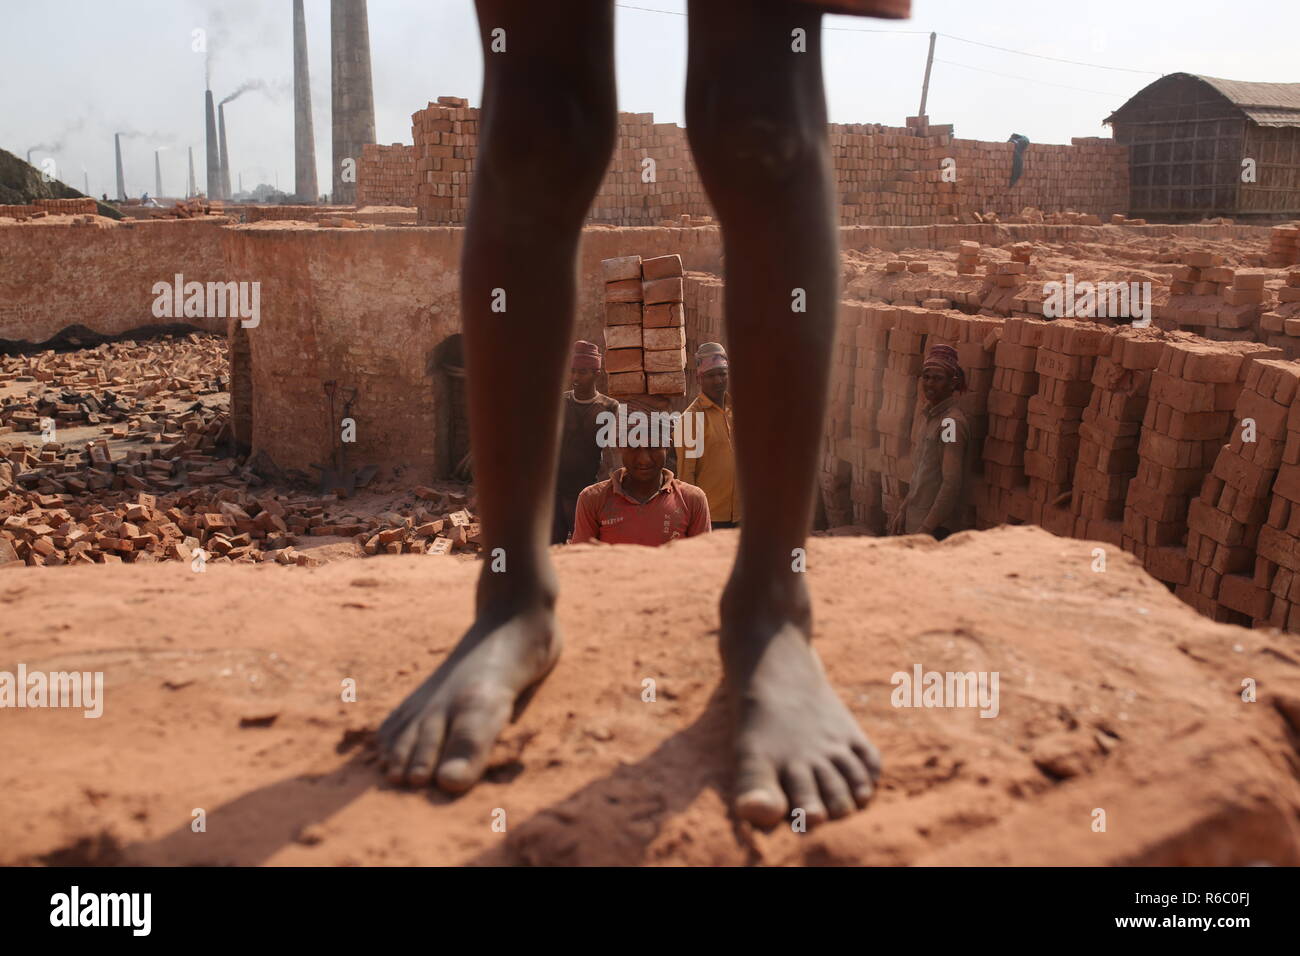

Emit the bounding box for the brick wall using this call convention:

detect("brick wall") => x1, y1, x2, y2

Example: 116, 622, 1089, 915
409, 98, 1130, 227
356, 144, 416, 207
0, 218, 229, 344
0, 198, 98, 219
221, 223, 725, 482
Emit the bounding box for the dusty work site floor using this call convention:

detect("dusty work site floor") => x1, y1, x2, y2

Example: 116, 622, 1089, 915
3, 525, 1299, 866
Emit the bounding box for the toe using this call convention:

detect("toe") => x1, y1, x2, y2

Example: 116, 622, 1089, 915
782, 764, 828, 826
814, 762, 856, 819
852, 737, 883, 782
831, 750, 875, 807
435, 689, 513, 793
404, 715, 448, 787
734, 751, 786, 827
383, 719, 420, 785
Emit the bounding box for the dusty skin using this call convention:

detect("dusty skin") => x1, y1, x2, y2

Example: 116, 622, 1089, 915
4, 526, 1300, 866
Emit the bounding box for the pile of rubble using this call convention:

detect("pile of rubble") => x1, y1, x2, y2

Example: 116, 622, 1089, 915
0, 483, 480, 569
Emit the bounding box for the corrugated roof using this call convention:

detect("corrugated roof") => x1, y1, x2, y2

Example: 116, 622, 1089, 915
1107, 73, 1300, 128
1194, 75, 1300, 112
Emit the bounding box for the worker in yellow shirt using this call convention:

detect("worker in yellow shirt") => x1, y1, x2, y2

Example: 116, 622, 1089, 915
679, 342, 740, 527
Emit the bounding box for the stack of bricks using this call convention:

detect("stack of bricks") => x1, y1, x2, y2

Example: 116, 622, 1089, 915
1250, 390, 1300, 630
600, 254, 687, 398
955, 240, 980, 275
1026, 321, 1108, 535
1259, 269, 1300, 359
849, 305, 894, 529
877, 308, 933, 520
1122, 340, 1276, 585
412, 96, 477, 225
1068, 327, 1164, 546
407, 95, 1128, 228
1267, 225, 1300, 268
590, 113, 711, 226
979, 246, 1034, 314
823, 303, 866, 528
1180, 358, 1300, 624
356, 144, 416, 207
978, 317, 1048, 526
1159, 252, 1263, 340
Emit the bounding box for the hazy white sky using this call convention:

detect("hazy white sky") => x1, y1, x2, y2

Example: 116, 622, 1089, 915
3, 0, 1296, 199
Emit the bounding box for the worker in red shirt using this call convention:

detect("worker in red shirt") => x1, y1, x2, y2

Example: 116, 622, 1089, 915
571, 439, 711, 546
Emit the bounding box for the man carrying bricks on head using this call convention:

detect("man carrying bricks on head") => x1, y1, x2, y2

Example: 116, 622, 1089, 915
679, 342, 740, 528
381, 0, 904, 829
571, 432, 712, 546
891, 344, 973, 540
552, 340, 620, 544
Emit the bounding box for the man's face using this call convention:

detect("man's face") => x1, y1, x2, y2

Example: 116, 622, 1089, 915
701, 367, 728, 403
620, 444, 667, 483
571, 367, 597, 393
921, 366, 955, 405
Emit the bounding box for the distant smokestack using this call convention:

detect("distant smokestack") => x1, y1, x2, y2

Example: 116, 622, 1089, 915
331, 0, 375, 204
26, 148, 34, 164
293, 0, 319, 202
205, 90, 220, 198
154, 150, 163, 198
84, 171, 90, 195
218, 103, 232, 200
188, 147, 197, 198
114, 133, 126, 201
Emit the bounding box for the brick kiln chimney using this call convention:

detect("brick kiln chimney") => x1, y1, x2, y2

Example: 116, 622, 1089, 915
293, 0, 319, 202
218, 103, 232, 200
114, 133, 126, 202
205, 90, 221, 199
154, 150, 163, 198
330, 0, 376, 204
188, 146, 197, 198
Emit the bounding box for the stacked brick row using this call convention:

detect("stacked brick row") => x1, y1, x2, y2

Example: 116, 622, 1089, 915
1158, 252, 1265, 339
1258, 269, 1300, 358
0, 198, 98, 220
1122, 340, 1276, 584
411, 96, 477, 225
1027, 321, 1108, 533
878, 309, 932, 519
600, 254, 687, 397
1252, 394, 1300, 629
1068, 327, 1164, 547
1267, 225, 1300, 268
1181, 359, 1300, 623
591, 113, 710, 226
356, 144, 416, 207
978, 317, 1048, 526
408, 96, 1129, 227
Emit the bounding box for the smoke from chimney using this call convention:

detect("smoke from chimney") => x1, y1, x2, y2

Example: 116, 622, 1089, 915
205, 90, 221, 199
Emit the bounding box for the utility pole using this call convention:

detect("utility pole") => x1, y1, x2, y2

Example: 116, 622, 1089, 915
918, 31, 937, 121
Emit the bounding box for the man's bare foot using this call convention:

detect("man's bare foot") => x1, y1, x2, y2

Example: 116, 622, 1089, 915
720, 573, 881, 828
379, 577, 560, 794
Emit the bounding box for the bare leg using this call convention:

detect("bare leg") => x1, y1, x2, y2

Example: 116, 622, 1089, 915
379, 0, 616, 793
686, 0, 881, 826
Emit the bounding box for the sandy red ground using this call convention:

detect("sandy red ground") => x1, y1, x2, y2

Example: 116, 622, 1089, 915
3, 525, 1299, 866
